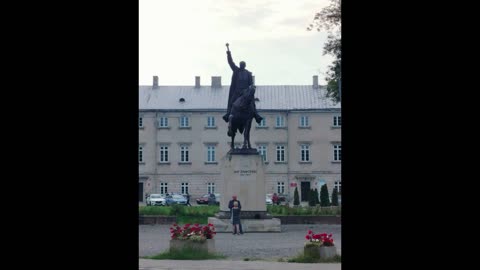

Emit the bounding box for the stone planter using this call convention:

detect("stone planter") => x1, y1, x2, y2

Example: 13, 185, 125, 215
304, 244, 321, 258
169, 239, 215, 253
304, 245, 337, 259
319, 246, 337, 258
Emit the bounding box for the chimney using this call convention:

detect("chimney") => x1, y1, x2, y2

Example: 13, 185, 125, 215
252, 75, 255, 85
211, 76, 222, 88
195, 76, 200, 88
153, 76, 159, 89
312, 75, 319, 89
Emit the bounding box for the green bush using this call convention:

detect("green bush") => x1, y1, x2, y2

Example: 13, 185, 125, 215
139, 206, 172, 216
308, 189, 316, 206
314, 188, 320, 205
320, 184, 331, 207
265, 205, 340, 216
293, 187, 300, 206
331, 187, 339, 206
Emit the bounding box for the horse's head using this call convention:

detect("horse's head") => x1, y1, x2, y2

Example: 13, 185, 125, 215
243, 85, 256, 99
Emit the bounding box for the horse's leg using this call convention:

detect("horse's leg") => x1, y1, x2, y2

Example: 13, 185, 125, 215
227, 115, 234, 137
229, 115, 235, 149
246, 118, 252, 149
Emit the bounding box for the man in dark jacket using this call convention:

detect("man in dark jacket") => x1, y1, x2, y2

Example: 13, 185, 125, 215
222, 45, 263, 124
228, 195, 244, 234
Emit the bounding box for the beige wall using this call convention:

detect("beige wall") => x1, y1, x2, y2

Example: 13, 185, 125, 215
139, 110, 341, 200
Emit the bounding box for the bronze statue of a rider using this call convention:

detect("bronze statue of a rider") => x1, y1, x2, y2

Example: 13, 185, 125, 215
222, 43, 263, 125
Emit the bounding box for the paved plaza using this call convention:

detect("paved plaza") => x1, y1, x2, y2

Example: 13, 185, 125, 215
139, 224, 341, 269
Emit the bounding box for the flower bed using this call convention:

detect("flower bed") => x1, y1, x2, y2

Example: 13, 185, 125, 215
303, 230, 337, 259
169, 223, 217, 253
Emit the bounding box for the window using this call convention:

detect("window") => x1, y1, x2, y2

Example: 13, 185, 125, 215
159, 145, 169, 162
139, 145, 144, 163
334, 181, 341, 194
300, 115, 309, 127
277, 182, 285, 194
159, 117, 168, 127
181, 182, 189, 194
207, 183, 215, 194
301, 144, 310, 162
333, 144, 341, 161
160, 183, 168, 195
207, 116, 215, 127
180, 116, 189, 127
257, 118, 266, 127
206, 145, 216, 162
333, 115, 341, 127
275, 115, 285, 127
276, 145, 286, 162
180, 145, 189, 162
139, 116, 143, 128
258, 145, 268, 162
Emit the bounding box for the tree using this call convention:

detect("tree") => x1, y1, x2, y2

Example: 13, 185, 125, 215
307, 0, 341, 103
314, 188, 320, 205
308, 189, 316, 206
320, 184, 331, 207
293, 186, 300, 206
331, 186, 339, 206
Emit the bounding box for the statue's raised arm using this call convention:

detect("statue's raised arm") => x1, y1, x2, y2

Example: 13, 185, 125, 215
226, 43, 238, 71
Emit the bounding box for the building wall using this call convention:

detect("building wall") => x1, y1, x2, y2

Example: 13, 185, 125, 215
139, 110, 341, 201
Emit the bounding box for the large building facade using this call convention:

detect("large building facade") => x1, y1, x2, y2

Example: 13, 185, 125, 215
139, 75, 341, 203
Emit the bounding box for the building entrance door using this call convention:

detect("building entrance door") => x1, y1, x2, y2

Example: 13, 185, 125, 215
301, 181, 310, 201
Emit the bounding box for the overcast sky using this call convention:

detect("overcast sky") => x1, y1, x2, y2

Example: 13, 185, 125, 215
139, 0, 333, 86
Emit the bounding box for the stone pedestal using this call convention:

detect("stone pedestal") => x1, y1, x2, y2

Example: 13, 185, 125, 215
212, 149, 281, 232
219, 150, 266, 215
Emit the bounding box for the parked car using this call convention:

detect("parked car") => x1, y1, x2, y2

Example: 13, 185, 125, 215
165, 194, 188, 206
196, 193, 220, 205
146, 194, 166, 206
266, 194, 273, 205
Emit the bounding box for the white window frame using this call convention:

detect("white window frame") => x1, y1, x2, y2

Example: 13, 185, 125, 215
333, 115, 341, 127
300, 115, 309, 127
334, 181, 342, 194
207, 116, 215, 127
139, 145, 144, 163
159, 145, 169, 163
180, 145, 190, 162
301, 144, 310, 162
257, 145, 268, 162
257, 118, 266, 127
207, 183, 215, 194
275, 115, 285, 127
206, 145, 216, 162
160, 183, 168, 195
159, 117, 168, 127
181, 182, 189, 194
276, 145, 286, 162
277, 182, 285, 194
180, 116, 189, 127
333, 144, 341, 161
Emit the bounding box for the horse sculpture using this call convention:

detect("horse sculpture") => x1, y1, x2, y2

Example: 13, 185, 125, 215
227, 85, 256, 150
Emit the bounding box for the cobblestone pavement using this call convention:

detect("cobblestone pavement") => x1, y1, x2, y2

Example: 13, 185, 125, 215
139, 259, 341, 270
139, 224, 341, 260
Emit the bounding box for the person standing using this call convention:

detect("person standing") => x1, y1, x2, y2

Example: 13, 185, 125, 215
185, 191, 191, 206
208, 192, 216, 206
228, 195, 243, 235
